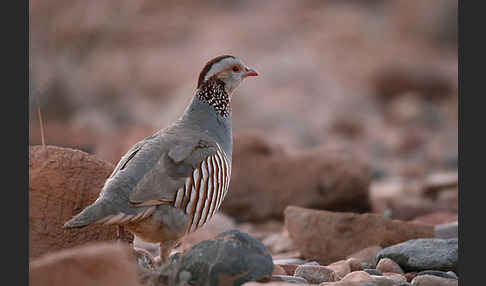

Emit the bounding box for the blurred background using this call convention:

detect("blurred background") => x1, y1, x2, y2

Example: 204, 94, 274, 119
29, 0, 458, 229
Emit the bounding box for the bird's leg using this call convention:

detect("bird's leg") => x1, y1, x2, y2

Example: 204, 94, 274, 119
157, 240, 176, 265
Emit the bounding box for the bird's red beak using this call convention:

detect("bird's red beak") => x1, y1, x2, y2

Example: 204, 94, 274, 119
243, 67, 259, 78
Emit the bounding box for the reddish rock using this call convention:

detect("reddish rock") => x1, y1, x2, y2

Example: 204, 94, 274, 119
284, 206, 434, 264
413, 212, 458, 225
223, 133, 371, 222
346, 258, 363, 272
29, 242, 140, 286
29, 146, 131, 259
326, 260, 351, 278
376, 258, 404, 274
382, 272, 408, 284
341, 271, 374, 283
272, 265, 287, 276
346, 245, 383, 266
405, 272, 419, 282
276, 264, 299, 276
262, 230, 296, 255
294, 265, 340, 283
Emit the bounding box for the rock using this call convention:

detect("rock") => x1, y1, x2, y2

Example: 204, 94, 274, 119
294, 265, 340, 283
277, 264, 299, 276
376, 238, 458, 272
370, 276, 395, 286
445, 271, 458, 279
29, 242, 140, 286
346, 258, 363, 272
271, 275, 308, 284
347, 246, 383, 266
262, 230, 296, 254
363, 269, 382, 276
434, 222, 458, 239
411, 274, 458, 286
319, 282, 376, 286
376, 258, 404, 274
273, 265, 287, 275
413, 212, 458, 226
284, 206, 434, 264
404, 272, 419, 282
223, 133, 371, 222
29, 146, 130, 259
416, 270, 458, 280
273, 258, 306, 265
244, 282, 304, 286
341, 271, 374, 283
167, 230, 274, 286
326, 260, 352, 278
382, 272, 407, 284
422, 172, 458, 195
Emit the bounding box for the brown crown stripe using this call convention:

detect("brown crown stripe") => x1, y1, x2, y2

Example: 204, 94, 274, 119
193, 160, 210, 230
197, 55, 235, 88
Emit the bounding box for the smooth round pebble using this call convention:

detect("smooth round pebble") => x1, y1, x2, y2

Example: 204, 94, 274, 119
294, 265, 339, 283
271, 275, 308, 284
376, 258, 404, 274
341, 271, 374, 283
417, 270, 458, 280
411, 274, 458, 286
364, 269, 382, 276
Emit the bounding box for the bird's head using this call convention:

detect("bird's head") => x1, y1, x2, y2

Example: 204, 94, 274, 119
197, 55, 258, 95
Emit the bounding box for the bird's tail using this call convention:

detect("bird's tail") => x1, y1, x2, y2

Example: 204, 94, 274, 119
64, 200, 114, 228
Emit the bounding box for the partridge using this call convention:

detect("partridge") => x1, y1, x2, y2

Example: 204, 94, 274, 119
64, 55, 258, 261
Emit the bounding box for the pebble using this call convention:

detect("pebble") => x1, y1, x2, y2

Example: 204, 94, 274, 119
376, 258, 404, 274
347, 246, 383, 266
346, 258, 363, 272
326, 260, 351, 278
273, 258, 307, 265
382, 272, 408, 284
294, 265, 340, 283
370, 275, 395, 286
411, 274, 458, 286
376, 238, 458, 272
273, 264, 287, 275
363, 269, 382, 276
416, 270, 458, 280
341, 271, 374, 283
271, 275, 308, 284
277, 264, 299, 276
434, 222, 458, 239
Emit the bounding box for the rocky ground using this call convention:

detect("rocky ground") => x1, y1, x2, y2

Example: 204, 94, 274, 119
29, 1, 458, 285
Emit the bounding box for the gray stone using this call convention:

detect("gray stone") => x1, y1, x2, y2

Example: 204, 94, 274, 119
166, 230, 274, 286
272, 258, 307, 265
417, 270, 457, 280
376, 238, 457, 272
271, 275, 308, 284
434, 222, 458, 239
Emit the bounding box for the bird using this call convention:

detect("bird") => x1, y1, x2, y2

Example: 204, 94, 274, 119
64, 55, 259, 262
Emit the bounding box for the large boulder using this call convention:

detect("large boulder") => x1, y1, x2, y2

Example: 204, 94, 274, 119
29, 242, 140, 286
284, 206, 434, 265
29, 145, 128, 259
222, 133, 371, 222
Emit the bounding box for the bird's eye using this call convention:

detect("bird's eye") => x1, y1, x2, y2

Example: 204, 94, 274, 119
232, 65, 241, 72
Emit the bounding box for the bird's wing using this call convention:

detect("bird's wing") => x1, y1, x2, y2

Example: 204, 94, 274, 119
126, 137, 223, 207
